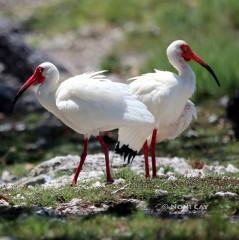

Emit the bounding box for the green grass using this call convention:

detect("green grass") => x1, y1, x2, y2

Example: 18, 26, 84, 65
100, 53, 122, 73
0, 163, 31, 178
1, 212, 239, 240
1, 169, 239, 239
0, 127, 82, 164
2, 169, 239, 211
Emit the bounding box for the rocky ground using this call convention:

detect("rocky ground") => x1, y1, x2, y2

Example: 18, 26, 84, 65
1, 153, 239, 219
2, 153, 239, 188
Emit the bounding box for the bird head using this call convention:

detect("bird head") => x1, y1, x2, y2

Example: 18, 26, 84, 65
167, 40, 220, 87
11, 62, 58, 112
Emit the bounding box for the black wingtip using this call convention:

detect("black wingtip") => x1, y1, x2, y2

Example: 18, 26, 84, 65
115, 142, 137, 164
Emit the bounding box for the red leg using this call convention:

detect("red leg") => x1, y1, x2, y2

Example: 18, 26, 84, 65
96, 136, 114, 183
143, 141, 150, 178
151, 129, 157, 178
72, 138, 88, 185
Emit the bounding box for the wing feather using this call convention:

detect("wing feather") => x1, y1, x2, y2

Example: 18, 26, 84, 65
55, 72, 154, 134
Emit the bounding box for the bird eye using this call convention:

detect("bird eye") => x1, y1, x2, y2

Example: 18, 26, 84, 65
181, 44, 189, 52
38, 67, 44, 73
180, 44, 192, 61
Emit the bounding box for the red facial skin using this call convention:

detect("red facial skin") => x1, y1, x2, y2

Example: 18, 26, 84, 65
11, 66, 45, 112
180, 43, 220, 87
18, 66, 45, 93
33, 67, 45, 85
180, 44, 207, 65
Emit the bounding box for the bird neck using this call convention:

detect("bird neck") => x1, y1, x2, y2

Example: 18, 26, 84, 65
38, 67, 60, 93
34, 71, 60, 113
169, 57, 196, 97
170, 55, 195, 82
177, 62, 195, 82
168, 51, 196, 82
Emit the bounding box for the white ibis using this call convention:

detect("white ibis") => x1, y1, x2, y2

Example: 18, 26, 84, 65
12, 62, 155, 184
116, 40, 220, 178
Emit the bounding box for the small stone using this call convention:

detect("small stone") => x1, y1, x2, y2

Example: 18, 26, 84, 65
111, 184, 129, 194
202, 165, 226, 175
0, 199, 9, 206
208, 114, 218, 124
185, 170, 205, 178
183, 194, 193, 200
34, 206, 57, 217
1, 171, 17, 182
17, 175, 49, 186
167, 176, 177, 181
42, 175, 71, 188
219, 96, 229, 107
155, 189, 168, 196
225, 164, 239, 173
113, 178, 126, 185
0, 237, 15, 240
215, 191, 237, 198
166, 171, 175, 176
69, 198, 82, 205
14, 194, 25, 201
91, 181, 103, 188
222, 135, 230, 144
0, 123, 13, 132
157, 173, 167, 178
157, 167, 165, 174
185, 129, 198, 138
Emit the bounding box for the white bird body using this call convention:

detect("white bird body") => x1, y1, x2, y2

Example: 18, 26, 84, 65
117, 40, 219, 177
129, 69, 195, 129
34, 66, 154, 137
13, 62, 155, 184
118, 65, 196, 152
150, 99, 197, 143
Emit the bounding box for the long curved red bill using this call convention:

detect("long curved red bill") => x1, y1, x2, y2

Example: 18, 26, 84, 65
11, 68, 44, 112
191, 51, 220, 87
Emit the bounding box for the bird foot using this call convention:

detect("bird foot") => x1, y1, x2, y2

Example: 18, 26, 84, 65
71, 179, 77, 187
106, 178, 114, 184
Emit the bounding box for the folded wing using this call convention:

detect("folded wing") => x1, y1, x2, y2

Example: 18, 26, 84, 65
55, 72, 154, 135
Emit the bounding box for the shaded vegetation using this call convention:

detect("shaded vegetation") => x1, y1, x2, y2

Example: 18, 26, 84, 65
1, 213, 239, 240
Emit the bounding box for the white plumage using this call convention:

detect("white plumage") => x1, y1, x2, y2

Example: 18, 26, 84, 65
119, 68, 196, 149
48, 70, 154, 135
117, 40, 219, 177
12, 62, 154, 184
157, 100, 197, 142
118, 97, 196, 151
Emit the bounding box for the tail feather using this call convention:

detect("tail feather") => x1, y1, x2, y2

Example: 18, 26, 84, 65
115, 143, 137, 164
116, 125, 153, 164
118, 126, 152, 151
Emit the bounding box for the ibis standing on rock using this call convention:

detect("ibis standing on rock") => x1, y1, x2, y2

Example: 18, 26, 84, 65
12, 62, 155, 184
116, 40, 220, 178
